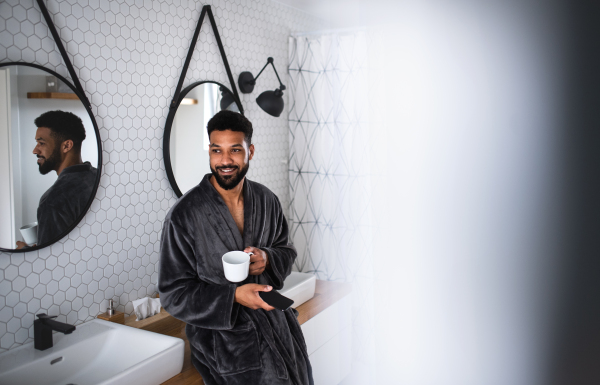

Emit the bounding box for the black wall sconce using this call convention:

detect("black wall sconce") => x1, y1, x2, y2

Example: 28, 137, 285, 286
238, 57, 286, 117
220, 86, 240, 113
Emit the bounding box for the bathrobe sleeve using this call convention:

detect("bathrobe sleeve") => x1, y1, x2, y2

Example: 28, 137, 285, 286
261, 196, 298, 290
36, 201, 70, 246
159, 218, 240, 330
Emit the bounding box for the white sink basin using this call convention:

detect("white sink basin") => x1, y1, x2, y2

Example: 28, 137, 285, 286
280, 272, 317, 308
0, 319, 184, 385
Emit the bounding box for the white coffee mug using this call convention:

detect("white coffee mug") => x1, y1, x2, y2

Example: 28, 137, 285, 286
222, 251, 252, 283
19, 222, 38, 246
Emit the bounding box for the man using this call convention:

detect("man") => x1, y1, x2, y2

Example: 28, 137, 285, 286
159, 111, 313, 385
16, 110, 97, 249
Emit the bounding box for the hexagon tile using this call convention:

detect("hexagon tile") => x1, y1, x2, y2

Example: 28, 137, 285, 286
0, 0, 325, 352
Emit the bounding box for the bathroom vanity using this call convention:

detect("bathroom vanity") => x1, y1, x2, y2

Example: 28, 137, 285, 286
125, 279, 351, 385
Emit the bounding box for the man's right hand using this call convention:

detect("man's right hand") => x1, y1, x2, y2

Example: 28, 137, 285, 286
234, 284, 275, 311
15, 241, 29, 250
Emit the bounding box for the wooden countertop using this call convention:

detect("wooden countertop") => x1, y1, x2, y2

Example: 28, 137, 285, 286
124, 280, 351, 385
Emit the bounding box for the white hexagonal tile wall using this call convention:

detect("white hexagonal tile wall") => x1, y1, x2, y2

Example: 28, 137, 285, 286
0, 0, 324, 352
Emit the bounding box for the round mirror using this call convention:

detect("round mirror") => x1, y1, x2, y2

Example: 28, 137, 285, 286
164, 81, 242, 197
0, 63, 102, 252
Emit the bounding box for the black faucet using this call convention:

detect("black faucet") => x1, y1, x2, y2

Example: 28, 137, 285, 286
34, 313, 76, 351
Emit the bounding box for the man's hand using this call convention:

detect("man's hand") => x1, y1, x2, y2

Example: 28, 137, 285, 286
15, 241, 30, 250
234, 284, 275, 311
245, 246, 269, 275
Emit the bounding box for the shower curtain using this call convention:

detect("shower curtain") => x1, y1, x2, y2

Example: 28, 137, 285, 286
288, 32, 371, 281
288, 32, 375, 382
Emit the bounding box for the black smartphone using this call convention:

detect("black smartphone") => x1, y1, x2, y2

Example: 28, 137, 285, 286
259, 290, 294, 311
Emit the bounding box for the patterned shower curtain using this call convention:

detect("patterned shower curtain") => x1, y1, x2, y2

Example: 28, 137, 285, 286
288, 32, 376, 381
288, 33, 372, 282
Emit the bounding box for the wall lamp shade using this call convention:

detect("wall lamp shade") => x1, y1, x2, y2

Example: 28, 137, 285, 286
220, 87, 240, 113
256, 89, 284, 117
238, 57, 286, 117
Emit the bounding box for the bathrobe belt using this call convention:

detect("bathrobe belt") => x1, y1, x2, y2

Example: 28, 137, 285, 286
247, 309, 303, 385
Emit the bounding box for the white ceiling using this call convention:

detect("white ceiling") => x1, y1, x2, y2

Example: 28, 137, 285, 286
272, 0, 365, 29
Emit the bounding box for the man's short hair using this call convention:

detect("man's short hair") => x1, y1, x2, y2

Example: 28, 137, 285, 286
34, 110, 86, 150
207, 111, 253, 145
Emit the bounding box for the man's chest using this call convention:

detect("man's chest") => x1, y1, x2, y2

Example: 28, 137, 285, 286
227, 202, 244, 236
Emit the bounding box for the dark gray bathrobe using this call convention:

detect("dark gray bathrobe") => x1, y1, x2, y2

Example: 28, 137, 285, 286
37, 162, 97, 245
159, 175, 313, 385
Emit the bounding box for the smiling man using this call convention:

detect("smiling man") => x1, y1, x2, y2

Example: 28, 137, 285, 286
159, 111, 313, 385
16, 110, 97, 249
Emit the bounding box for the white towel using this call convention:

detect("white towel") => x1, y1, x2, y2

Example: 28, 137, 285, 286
132, 297, 162, 321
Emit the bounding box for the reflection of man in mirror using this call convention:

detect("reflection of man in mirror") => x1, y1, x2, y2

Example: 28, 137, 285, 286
159, 111, 313, 384
15, 110, 97, 249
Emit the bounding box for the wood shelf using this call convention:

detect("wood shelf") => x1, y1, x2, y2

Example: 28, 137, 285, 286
27, 92, 79, 100
180, 98, 198, 105
295, 280, 352, 325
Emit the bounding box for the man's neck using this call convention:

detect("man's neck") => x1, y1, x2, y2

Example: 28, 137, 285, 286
56, 155, 83, 176
210, 175, 245, 206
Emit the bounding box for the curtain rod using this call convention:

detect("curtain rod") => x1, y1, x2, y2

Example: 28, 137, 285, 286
290, 26, 367, 37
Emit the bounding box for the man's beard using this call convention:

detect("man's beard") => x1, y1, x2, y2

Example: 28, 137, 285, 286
210, 162, 249, 190
38, 145, 61, 175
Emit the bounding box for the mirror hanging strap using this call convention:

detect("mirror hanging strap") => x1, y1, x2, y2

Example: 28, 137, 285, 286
206, 8, 243, 115
171, 5, 244, 114
35, 0, 91, 110
171, 6, 208, 110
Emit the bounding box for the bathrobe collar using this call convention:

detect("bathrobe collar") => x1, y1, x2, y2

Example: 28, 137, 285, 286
198, 173, 254, 251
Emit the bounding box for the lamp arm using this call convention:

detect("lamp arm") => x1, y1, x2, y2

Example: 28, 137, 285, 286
268, 60, 286, 90
251, 60, 271, 84
253, 57, 286, 90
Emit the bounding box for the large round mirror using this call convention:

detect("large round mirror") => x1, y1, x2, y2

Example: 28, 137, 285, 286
164, 81, 242, 197
0, 63, 101, 252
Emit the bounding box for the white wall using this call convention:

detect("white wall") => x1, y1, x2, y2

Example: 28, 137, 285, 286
0, 68, 15, 248
8, 67, 22, 246
171, 84, 210, 194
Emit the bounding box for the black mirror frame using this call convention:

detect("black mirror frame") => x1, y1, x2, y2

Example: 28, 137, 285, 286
0, 63, 103, 253
0, 0, 102, 253
163, 5, 244, 198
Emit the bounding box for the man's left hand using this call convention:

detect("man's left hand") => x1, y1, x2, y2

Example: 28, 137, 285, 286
245, 246, 269, 275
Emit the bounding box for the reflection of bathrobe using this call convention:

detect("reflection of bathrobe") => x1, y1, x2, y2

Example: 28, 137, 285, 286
37, 162, 97, 245
159, 174, 313, 385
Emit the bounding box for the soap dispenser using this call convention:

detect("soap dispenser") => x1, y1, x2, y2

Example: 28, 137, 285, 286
97, 299, 125, 324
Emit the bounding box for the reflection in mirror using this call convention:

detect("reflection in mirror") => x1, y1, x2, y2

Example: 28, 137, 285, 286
0, 65, 99, 250
169, 82, 239, 195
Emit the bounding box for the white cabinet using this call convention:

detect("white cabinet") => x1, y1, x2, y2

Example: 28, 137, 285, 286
301, 295, 352, 385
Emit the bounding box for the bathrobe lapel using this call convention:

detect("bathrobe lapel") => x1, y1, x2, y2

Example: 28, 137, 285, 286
199, 176, 244, 251
201, 176, 263, 254
243, 180, 255, 248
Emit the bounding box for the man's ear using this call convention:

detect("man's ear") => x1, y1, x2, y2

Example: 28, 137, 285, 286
61, 139, 74, 154
248, 144, 255, 161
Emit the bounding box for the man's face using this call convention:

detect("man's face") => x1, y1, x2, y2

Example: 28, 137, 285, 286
209, 129, 254, 190
33, 127, 61, 175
